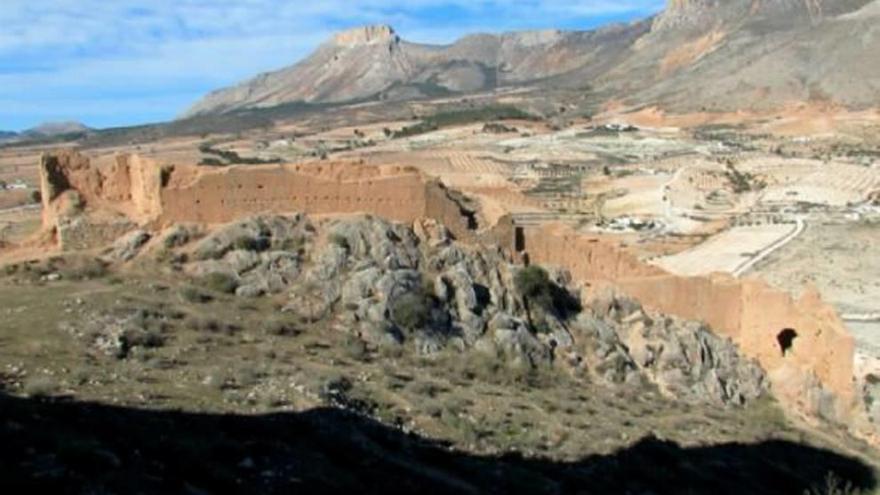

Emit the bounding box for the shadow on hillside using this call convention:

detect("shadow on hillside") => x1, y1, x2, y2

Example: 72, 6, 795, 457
0, 392, 875, 494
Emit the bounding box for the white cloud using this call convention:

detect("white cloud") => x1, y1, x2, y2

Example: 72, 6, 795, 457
0, 0, 665, 129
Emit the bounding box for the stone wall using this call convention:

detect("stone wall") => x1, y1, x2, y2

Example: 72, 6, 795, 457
515, 222, 857, 418
39, 151, 478, 247
56, 216, 136, 251
157, 164, 428, 224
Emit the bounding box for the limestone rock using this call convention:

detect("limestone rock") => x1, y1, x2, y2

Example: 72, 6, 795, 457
173, 214, 768, 408
102, 230, 151, 262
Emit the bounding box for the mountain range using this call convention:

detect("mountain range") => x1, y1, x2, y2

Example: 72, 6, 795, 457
0, 122, 91, 143
184, 0, 880, 118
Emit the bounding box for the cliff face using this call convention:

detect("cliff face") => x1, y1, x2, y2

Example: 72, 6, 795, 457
184, 0, 880, 116
331, 25, 399, 46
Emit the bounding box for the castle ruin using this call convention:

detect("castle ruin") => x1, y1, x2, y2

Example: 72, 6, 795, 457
37, 150, 859, 426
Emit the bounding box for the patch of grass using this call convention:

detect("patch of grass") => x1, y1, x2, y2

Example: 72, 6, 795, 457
179, 286, 213, 304
196, 272, 239, 294
343, 335, 368, 362
806, 473, 867, 495
23, 376, 58, 398
60, 257, 109, 281
198, 143, 281, 165
187, 316, 240, 335
392, 105, 537, 139
261, 318, 301, 337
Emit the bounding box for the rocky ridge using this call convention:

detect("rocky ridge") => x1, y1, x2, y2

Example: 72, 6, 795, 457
109, 214, 766, 408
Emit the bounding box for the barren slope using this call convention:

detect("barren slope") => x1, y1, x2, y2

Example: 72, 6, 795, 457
184, 0, 880, 117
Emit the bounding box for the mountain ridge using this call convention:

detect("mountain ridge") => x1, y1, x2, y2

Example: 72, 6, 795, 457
183, 0, 880, 118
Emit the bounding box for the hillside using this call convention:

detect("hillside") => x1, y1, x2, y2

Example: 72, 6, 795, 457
23, 121, 91, 138
184, 0, 880, 117
1, 212, 876, 493
182, 23, 646, 117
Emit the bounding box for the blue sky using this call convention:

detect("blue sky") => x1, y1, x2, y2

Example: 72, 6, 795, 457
0, 1, 664, 131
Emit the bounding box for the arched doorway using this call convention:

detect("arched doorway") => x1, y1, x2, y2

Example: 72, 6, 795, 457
776, 328, 798, 357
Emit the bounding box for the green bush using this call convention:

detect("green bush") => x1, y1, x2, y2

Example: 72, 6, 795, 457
197, 272, 239, 294
261, 318, 300, 337
233, 235, 270, 252
198, 157, 225, 167
344, 335, 369, 362
514, 265, 582, 320
23, 376, 57, 399
61, 257, 108, 281
392, 105, 537, 139
187, 316, 240, 335
328, 233, 350, 251
179, 286, 213, 304
514, 265, 555, 311
199, 143, 281, 165
391, 290, 432, 331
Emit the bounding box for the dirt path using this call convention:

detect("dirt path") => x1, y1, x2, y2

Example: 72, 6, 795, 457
733, 218, 805, 278
0, 204, 40, 215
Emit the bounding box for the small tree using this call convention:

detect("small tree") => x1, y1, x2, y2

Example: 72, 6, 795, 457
514, 265, 554, 312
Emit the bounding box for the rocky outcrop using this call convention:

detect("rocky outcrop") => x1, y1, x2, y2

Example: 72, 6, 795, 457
513, 221, 857, 425
332, 25, 399, 46
161, 213, 766, 408
577, 293, 766, 406
101, 229, 151, 262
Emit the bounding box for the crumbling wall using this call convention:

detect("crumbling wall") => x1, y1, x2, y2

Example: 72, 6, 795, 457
39, 151, 479, 248
613, 273, 745, 341
520, 223, 663, 281
126, 154, 163, 222
519, 222, 856, 415
424, 181, 478, 241
738, 282, 855, 411
56, 216, 136, 251
156, 163, 429, 225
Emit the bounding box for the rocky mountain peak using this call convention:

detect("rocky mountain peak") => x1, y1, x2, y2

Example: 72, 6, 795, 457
332, 25, 399, 47
502, 29, 565, 47
655, 0, 872, 29
653, 0, 740, 29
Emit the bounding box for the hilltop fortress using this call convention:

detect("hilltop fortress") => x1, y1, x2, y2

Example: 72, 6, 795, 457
37, 150, 860, 431
39, 151, 477, 250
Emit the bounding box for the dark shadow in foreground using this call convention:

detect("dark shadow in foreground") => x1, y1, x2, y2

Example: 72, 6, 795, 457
0, 393, 874, 494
